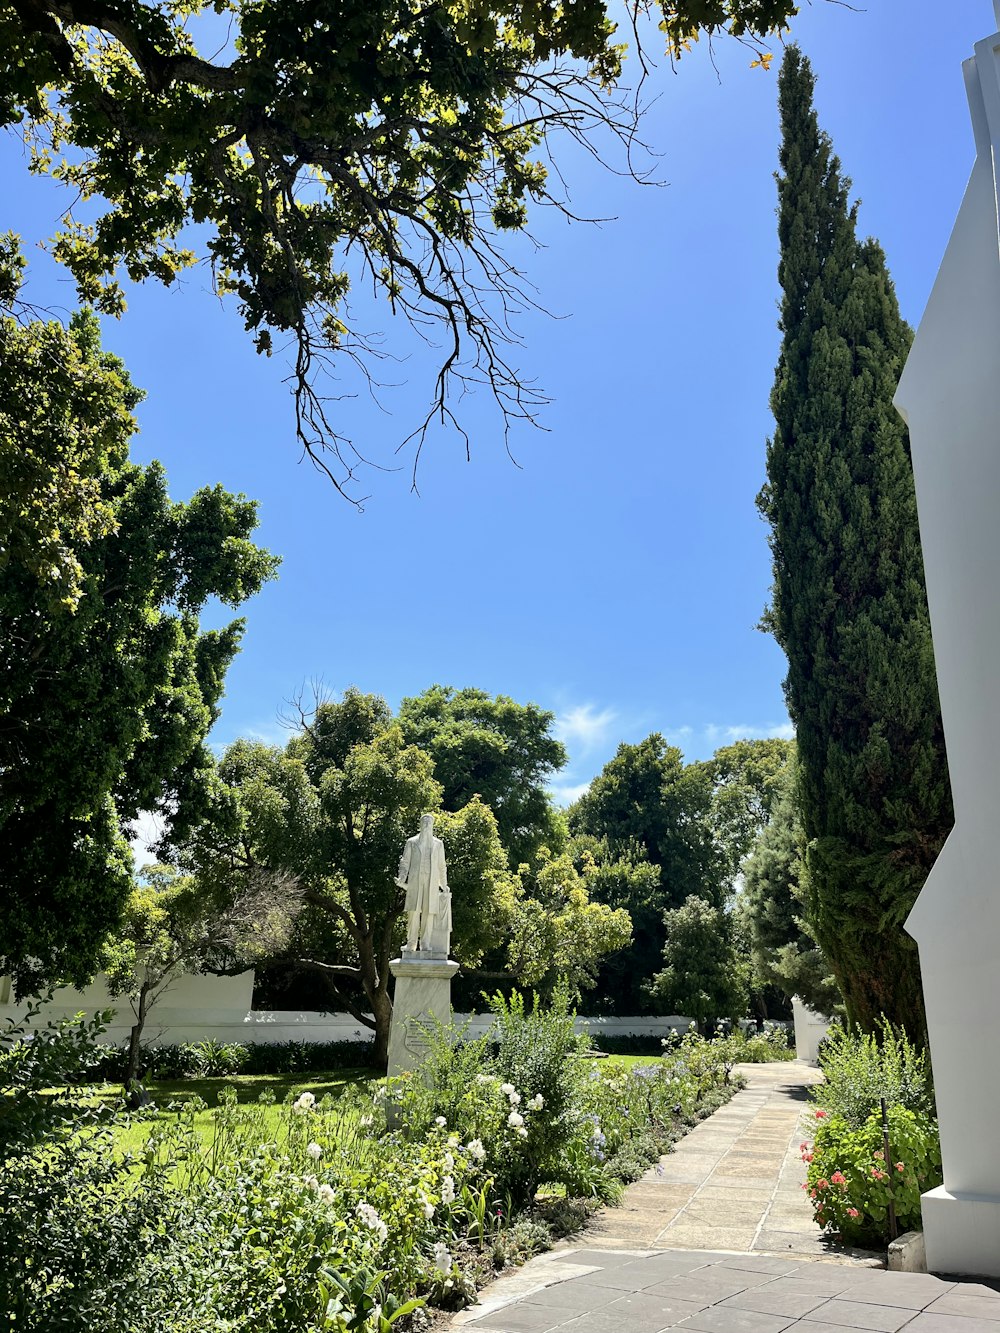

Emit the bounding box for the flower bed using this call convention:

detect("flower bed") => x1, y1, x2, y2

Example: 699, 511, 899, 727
801, 1105, 942, 1248
2, 991, 743, 1331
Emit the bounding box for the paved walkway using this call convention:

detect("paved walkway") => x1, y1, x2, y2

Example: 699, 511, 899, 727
448, 1061, 1000, 1331
584, 1062, 829, 1256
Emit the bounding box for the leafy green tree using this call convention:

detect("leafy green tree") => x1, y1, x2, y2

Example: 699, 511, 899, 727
738, 759, 841, 1016
0, 251, 278, 995
757, 48, 952, 1039
102, 863, 300, 1088
571, 735, 723, 904
397, 684, 566, 867
563, 833, 663, 1015
0, 231, 119, 613
506, 846, 632, 1002
652, 895, 747, 1031
2, 0, 814, 486
699, 737, 794, 886
569, 735, 725, 1012
178, 691, 517, 1067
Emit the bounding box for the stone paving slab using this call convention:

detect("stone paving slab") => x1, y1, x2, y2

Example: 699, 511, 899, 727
450, 1249, 1000, 1332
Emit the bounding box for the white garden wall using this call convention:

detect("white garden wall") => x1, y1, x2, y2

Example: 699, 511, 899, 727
0, 971, 694, 1048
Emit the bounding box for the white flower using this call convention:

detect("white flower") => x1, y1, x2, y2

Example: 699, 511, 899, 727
526, 1094, 544, 1111
441, 1174, 456, 1205
421, 1196, 435, 1220
507, 1110, 524, 1129
292, 1091, 316, 1113
317, 1183, 336, 1205
433, 1241, 453, 1274
373, 1085, 388, 1102
447, 1133, 460, 1148
302, 1175, 319, 1192
467, 1138, 486, 1163
507, 1090, 521, 1106
499, 1082, 515, 1097
434, 1116, 447, 1128
443, 1152, 454, 1171
355, 1201, 389, 1243
516, 1126, 528, 1139
360, 1114, 373, 1128
475, 1073, 493, 1084
307, 1142, 322, 1161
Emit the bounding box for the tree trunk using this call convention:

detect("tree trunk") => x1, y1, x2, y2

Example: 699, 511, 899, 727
124, 982, 150, 1090
371, 987, 392, 1071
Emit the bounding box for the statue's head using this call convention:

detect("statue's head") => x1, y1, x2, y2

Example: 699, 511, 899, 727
419, 812, 434, 835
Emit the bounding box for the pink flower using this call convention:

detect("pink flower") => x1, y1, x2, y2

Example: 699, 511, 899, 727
830, 1172, 846, 1186
800, 1142, 809, 1152
847, 1207, 860, 1219
815, 1110, 827, 1119
803, 1153, 813, 1163
874, 1150, 884, 1160
895, 1163, 905, 1173
871, 1168, 885, 1180
816, 1178, 829, 1190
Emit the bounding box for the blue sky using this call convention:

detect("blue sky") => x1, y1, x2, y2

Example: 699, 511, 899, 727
2, 1, 991, 808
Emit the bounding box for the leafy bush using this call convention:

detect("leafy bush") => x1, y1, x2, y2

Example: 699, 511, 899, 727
382, 999, 739, 1213
589, 1033, 665, 1056
241, 1038, 378, 1076
715, 1025, 794, 1064
802, 1104, 942, 1247
814, 1020, 933, 1127
89, 1035, 378, 1081
0, 1000, 175, 1331
136, 1090, 440, 1331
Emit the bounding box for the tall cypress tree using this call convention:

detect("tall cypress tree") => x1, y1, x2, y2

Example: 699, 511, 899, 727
758, 48, 952, 1040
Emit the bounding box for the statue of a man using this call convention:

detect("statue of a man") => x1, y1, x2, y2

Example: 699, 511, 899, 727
395, 813, 452, 955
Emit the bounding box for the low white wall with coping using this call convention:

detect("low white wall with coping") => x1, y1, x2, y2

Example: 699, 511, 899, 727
1, 973, 695, 1048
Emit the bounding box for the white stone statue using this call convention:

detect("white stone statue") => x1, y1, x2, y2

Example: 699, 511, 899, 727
395, 813, 452, 956
892, 0, 1000, 1278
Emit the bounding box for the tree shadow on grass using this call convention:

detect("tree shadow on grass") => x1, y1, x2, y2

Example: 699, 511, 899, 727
91, 1067, 377, 1112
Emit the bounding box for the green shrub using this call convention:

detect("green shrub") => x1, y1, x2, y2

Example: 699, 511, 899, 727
803, 1104, 942, 1248
589, 1033, 664, 1056
715, 1025, 794, 1064
0, 1000, 175, 1331
814, 1020, 933, 1127
89, 1035, 379, 1081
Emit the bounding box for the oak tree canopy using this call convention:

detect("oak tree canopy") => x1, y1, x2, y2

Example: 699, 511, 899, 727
4, 0, 806, 495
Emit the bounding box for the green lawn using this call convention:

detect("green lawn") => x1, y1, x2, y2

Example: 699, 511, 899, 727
601, 1055, 662, 1069
92, 1067, 378, 1155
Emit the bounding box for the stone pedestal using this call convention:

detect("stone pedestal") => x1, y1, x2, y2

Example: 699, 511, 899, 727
387, 954, 459, 1081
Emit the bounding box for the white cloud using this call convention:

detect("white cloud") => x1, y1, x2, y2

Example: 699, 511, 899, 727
765, 721, 795, 741
703, 721, 795, 747
549, 781, 593, 808
663, 725, 694, 747
554, 703, 618, 755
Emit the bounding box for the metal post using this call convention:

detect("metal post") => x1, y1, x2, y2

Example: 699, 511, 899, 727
880, 1096, 898, 1243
